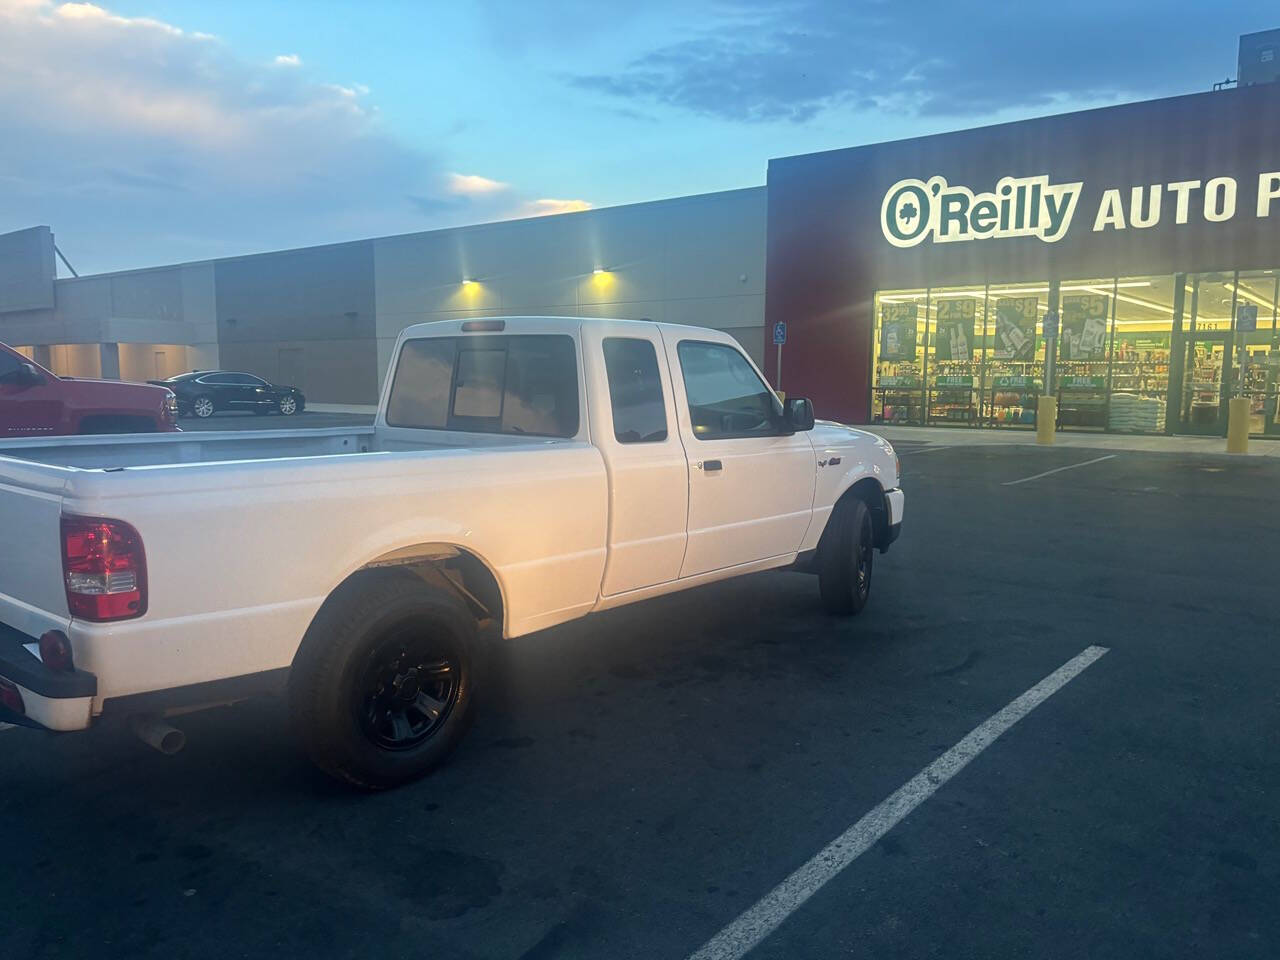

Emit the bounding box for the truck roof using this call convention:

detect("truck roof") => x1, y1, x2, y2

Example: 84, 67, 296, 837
398, 315, 730, 343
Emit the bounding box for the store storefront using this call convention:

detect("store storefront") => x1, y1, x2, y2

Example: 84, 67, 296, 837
764, 84, 1280, 436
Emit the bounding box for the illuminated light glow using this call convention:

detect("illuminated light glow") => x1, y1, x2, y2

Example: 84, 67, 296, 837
593, 267, 607, 274
879, 281, 1152, 303
461, 278, 476, 286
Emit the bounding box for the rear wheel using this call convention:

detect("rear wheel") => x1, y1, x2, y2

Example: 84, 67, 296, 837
192, 395, 215, 418
818, 497, 875, 616
289, 573, 476, 789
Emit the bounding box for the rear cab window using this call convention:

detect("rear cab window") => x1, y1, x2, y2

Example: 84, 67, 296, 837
386, 334, 579, 437
602, 337, 668, 443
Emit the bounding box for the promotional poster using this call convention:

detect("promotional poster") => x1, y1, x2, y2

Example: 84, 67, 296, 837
993, 298, 1038, 361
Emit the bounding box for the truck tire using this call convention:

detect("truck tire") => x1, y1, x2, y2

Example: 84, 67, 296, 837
818, 497, 874, 616
289, 572, 477, 789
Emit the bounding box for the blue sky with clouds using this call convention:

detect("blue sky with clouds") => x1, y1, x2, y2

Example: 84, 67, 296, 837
1, 0, 1275, 273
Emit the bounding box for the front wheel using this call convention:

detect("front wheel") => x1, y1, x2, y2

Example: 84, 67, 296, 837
818, 497, 875, 616
288, 573, 476, 789
278, 395, 298, 416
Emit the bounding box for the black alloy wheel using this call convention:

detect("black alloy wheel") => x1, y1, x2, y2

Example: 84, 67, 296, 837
355, 628, 461, 750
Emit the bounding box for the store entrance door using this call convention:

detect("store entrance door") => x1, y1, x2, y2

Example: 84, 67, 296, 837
1176, 332, 1232, 435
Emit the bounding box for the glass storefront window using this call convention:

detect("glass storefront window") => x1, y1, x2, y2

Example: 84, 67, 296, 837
871, 287, 927, 425
927, 284, 987, 425
1230, 270, 1280, 437
982, 281, 1047, 429
873, 269, 1279, 438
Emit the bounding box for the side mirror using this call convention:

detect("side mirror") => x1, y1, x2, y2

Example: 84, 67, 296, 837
783, 396, 815, 432
19, 362, 45, 387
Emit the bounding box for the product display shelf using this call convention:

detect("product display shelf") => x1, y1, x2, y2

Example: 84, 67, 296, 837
985, 364, 1041, 428
874, 387, 925, 425
1056, 367, 1109, 430
927, 364, 980, 426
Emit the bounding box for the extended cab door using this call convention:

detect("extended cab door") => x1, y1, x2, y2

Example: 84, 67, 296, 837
660, 330, 816, 577
582, 322, 689, 596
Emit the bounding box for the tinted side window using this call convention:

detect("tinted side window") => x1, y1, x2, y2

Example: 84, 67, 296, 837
386, 335, 578, 438
676, 340, 781, 439
200, 374, 235, 385
603, 338, 667, 443
386, 338, 457, 428
0, 350, 23, 380
497, 336, 579, 437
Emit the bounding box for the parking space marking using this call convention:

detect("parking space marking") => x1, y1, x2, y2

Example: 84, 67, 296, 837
1002, 454, 1116, 486
685, 645, 1109, 960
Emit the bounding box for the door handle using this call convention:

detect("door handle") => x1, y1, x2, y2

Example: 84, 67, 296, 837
702, 459, 723, 472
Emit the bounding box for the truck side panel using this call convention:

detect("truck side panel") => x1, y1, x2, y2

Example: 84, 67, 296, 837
57, 442, 608, 703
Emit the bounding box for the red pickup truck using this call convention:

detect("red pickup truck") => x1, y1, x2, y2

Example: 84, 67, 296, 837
0, 342, 179, 437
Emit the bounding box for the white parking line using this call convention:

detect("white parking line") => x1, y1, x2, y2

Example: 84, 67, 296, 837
1002, 454, 1116, 486
686, 645, 1109, 960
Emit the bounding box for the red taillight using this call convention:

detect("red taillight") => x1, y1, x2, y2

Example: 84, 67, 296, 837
39, 629, 74, 672
0, 679, 23, 715
60, 515, 148, 622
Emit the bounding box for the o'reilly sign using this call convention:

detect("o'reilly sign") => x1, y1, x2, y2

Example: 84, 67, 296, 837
881, 172, 1280, 248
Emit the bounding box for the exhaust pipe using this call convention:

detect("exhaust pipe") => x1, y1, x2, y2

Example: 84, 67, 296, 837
130, 715, 186, 755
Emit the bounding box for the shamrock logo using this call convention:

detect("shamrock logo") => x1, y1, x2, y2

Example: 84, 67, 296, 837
898, 200, 918, 225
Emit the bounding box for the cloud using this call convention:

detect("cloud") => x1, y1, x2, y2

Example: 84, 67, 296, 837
0, 0, 590, 272
521, 198, 592, 216
567, 0, 1274, 123
273, 52, 301, 66
447, 172, 509, 195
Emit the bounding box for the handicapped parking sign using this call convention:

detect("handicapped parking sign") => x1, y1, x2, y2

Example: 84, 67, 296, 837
773, 321, 787, 345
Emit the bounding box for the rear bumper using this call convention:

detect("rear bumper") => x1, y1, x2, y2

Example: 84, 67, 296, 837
0, 621, 97, 731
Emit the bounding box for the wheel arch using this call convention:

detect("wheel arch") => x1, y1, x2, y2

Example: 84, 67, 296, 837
311, 542, 507, 643
815, 476, 890, 565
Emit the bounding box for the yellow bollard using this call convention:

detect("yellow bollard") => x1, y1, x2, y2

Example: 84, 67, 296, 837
1226, 396, 1250, 454
1036, 396, 1057, 445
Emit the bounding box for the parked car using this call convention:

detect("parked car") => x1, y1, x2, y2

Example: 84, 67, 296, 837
0, 317, 902, 789
155, 370, 305, 418
0, 341, 179, 437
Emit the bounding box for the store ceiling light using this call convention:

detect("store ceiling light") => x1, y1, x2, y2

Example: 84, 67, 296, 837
880, 281, 1152, 303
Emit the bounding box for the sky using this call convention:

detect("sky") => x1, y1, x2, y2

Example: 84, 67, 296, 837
1, 0, 1276, 274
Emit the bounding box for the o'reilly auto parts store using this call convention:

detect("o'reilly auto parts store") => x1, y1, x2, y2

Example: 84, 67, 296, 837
765, 82, 1280, 437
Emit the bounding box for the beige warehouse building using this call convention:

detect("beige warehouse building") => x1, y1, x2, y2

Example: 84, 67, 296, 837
0, 187, 767, 407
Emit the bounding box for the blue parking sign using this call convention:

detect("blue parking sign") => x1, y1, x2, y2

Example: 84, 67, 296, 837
773, 321, 787, 345
1237, 304, 1258, 332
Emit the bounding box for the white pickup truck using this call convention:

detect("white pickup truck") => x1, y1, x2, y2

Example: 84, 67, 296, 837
0, 317, 902, 788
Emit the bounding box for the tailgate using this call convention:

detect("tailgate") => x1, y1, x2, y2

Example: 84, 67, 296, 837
0, 455, 70, 636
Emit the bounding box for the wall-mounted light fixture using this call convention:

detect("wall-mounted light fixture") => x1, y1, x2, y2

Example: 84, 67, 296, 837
462, 278, 476, 286
593, 266, 607, 274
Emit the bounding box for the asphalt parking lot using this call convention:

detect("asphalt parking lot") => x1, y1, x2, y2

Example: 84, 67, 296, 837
3, 442, 1278, 959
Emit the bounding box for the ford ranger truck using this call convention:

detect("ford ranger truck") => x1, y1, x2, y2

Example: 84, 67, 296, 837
0, 317, 902, 788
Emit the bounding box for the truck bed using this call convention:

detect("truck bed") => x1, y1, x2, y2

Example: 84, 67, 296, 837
0, 426, 378, 469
